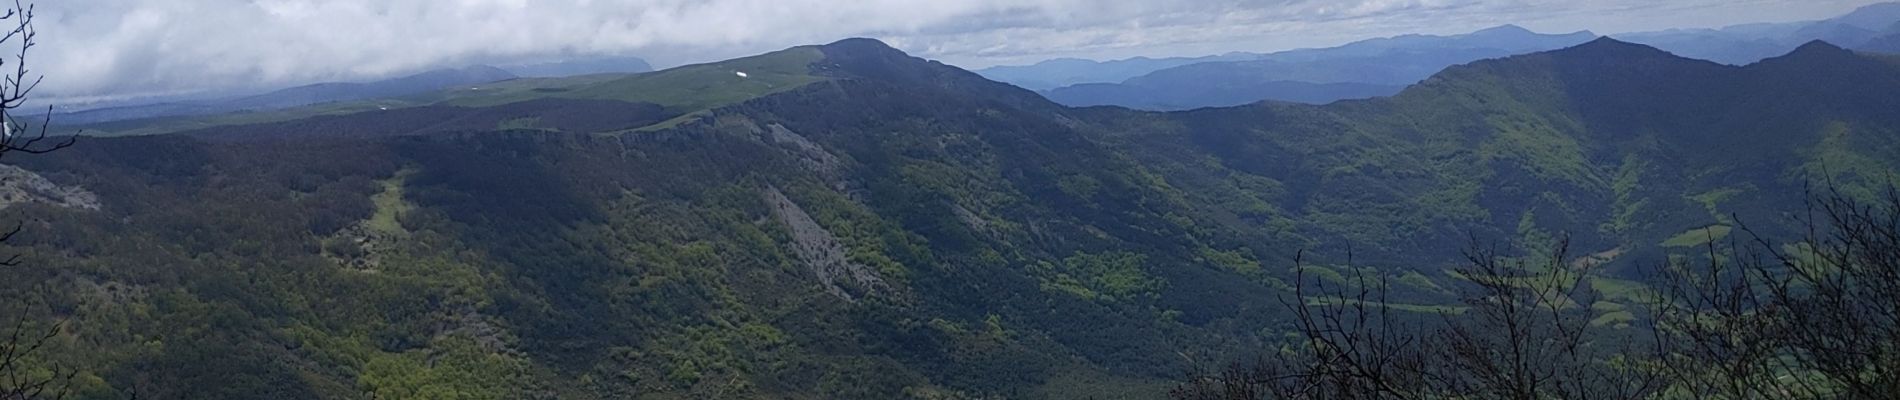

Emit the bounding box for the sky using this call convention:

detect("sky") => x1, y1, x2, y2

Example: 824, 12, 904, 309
23, 0, 1894, 106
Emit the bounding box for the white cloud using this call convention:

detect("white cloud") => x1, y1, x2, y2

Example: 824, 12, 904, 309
24, 0, 1892, 104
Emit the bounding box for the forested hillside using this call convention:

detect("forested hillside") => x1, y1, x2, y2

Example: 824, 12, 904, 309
2, 36, 1898, 399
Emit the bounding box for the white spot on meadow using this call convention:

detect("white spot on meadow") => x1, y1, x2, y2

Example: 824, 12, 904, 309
735, 71, 749, 78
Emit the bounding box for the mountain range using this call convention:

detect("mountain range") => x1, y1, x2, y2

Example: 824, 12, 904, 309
971, 52, 1267, 91
500, 56, 656, 78
990, 2, 1900, 111
4, 34, 1897, 399
1616, 2, 1900, 64
1040, 25, 1596, 110
48, 57, 656, 126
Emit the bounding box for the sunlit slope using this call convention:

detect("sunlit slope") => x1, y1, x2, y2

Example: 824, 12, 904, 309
74, 46, 836, 136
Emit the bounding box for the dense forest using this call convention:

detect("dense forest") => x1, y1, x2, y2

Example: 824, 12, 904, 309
1, 24, 1898, 400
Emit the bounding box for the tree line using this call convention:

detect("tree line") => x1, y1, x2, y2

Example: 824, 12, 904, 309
1173, 185, 1900, 400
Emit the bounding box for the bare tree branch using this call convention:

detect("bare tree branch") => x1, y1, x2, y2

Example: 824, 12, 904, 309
0, 2, 76, 399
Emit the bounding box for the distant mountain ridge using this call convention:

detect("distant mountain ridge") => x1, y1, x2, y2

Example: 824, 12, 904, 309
972, 52, 1264, 91
1037, 24, 1597, 110
980, 2, 1900, 112
1046, 80, 1405, 111
235, 66, 519, 110
52, 66, 520, 125
500, 56, 655, 77
980, 1, 1900, 90
1614, 2, 1900, 64
50, 55, 658, 125
1262, 25, 1597, 64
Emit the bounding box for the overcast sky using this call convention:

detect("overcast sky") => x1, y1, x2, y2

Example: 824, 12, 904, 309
27, 0, 1893, 105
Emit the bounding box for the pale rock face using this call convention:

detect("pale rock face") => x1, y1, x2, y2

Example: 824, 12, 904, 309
762, 185, 888, 300
0, 164, 101, 211
764, 123, 841, 173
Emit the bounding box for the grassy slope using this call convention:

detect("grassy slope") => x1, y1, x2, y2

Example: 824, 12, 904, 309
557, 47, 829, 111
75, 75, 627, 137
75, 47, 831, 137
365, 169, 415, 234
